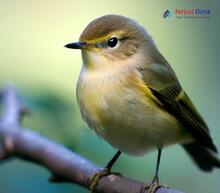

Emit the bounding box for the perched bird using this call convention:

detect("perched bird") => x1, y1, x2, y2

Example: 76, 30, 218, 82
65, 14, 220, 192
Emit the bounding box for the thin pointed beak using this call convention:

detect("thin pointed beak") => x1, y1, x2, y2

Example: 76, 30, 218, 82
64, 42, 85, 49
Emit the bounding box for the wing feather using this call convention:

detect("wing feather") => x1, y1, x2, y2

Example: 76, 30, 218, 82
139, 63, 217, 152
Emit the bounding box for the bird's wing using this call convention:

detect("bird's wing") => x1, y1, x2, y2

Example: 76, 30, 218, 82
139, 63, 217, 152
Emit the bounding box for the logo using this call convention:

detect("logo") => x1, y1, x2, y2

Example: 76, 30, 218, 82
162, 10, 171, 18
175, 9, 211, 19
162, 8, 211, 19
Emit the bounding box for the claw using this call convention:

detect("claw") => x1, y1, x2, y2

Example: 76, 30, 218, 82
140, 176, 168, 193
89, 168, 121, 191
89, 168, 110, 190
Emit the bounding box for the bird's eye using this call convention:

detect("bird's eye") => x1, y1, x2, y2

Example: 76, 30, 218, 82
107, 37, 118, 48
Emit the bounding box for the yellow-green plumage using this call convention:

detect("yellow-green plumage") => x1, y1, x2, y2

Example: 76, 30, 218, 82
68, 14, 220, 171
77, 62, 192, 155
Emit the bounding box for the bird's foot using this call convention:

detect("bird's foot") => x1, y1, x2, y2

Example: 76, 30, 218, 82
140, 176, 168, 193
89, 167, 121, 191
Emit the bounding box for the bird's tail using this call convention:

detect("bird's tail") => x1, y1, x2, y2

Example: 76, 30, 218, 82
182, 142, 220, 172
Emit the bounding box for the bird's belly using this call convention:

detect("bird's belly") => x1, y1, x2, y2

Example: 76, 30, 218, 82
77, 73, 192, 155
97, 104, 191, 155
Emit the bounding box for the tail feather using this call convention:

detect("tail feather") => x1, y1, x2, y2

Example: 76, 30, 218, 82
182, 142, 220, 172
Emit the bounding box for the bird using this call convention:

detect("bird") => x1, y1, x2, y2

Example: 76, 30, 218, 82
65, 14, 220, 192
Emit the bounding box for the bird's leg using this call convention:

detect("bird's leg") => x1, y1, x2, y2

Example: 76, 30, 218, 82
89, 150, 121, 191
141, 149, 168, 193
149, 148, 162, 192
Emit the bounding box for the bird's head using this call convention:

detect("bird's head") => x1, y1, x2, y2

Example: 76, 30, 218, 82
65, 14, 158, 71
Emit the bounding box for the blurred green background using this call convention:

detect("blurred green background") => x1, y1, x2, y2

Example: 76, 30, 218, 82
0, 0, 219, 193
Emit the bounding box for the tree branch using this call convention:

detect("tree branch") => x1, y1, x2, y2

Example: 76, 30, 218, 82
0, 86, 184, 193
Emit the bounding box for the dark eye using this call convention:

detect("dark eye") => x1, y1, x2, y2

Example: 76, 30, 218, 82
107, 37, 118, 48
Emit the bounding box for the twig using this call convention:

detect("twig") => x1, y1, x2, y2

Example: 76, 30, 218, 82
0, 86, 184, 193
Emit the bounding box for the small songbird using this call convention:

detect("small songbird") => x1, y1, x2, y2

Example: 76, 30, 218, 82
65, 14, 220, 192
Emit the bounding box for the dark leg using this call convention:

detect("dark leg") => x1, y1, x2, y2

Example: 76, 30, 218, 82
89, 150, 121, 191
141, 149, 167, 193
105, 150, 121, 170
154, 148, 162, 180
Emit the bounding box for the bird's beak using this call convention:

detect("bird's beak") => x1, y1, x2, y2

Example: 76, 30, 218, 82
64, 42, 86, 49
